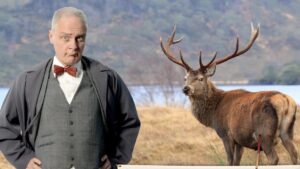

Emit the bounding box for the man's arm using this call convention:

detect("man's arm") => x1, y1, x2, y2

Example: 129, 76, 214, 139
108, 71, 140, 165
0, 76, 35, 169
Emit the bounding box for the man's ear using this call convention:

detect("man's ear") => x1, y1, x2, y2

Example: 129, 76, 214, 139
48, 30, 54, 44
205, 63, 216, 77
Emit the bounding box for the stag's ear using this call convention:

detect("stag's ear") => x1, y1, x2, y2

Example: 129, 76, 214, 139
205, 63, 216, 77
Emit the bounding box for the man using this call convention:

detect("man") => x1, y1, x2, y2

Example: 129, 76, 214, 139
0, 7, 140, 169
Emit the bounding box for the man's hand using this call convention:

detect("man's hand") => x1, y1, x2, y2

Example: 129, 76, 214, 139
26, 157, 42, 169
100, 154, 111, 169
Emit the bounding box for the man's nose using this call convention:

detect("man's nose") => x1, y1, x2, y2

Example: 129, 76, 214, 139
69, 39, 79, 50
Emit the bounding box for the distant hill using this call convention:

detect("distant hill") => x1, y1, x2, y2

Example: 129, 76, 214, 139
0, 0, 300, 86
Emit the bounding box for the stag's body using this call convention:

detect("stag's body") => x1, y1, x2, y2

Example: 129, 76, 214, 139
160, 24, 298, 165
189, 81, 297, 165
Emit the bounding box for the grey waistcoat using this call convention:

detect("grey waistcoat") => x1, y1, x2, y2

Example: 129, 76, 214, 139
35, 71, 106, 169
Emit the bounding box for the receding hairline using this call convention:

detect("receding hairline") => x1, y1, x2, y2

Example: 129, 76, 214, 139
51, 7, 88, 30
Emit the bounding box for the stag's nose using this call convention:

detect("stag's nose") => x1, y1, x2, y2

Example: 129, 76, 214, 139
182, 86, 190, 94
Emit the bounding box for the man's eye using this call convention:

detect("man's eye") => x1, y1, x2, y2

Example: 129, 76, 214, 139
77, 37, 85, 42
62, 36, 70, 41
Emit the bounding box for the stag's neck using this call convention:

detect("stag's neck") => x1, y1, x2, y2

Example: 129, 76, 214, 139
190, 83, 224, 127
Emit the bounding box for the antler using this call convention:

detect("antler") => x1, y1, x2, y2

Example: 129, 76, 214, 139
160, 23, 260, 73
213, 23, 260, 65
199, 51, 217, 73
197, 23, 259, 73
160, 25, 192, 71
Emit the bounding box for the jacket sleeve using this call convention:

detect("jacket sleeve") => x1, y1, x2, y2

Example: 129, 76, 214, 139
0, 75, 35, 169
107, 71, 140, 165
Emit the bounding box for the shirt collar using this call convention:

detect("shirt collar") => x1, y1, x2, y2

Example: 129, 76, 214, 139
52, 56, 82, 77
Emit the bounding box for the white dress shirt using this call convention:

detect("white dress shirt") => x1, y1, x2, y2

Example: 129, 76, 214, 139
52, 56, 83, 104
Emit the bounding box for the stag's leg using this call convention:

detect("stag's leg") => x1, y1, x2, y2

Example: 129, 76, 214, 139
280, 110, 298, 164
222, 137, 235, 165
263, 147, 279, 165
261, 135, 279, 165
233, 144, 244, 165
280, 133, 298, 164
255, 102, 280, 164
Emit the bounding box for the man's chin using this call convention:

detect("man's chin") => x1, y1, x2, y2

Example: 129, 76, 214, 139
66, 55, 81, 65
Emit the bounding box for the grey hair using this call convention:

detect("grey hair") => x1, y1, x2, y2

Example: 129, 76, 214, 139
51, 7, 88, 30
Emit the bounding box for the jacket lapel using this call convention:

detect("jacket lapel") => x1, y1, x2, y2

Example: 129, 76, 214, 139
25, 59, 52, 132
25, 57, 109, 133
82, 57, 109, 131
26, 60, 52, 117
91, 69, 108, 117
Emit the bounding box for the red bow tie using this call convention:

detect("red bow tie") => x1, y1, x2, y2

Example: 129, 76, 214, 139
54, 65, 77, 77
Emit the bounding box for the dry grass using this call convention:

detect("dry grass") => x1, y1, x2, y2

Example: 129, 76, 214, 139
0, 153, 14, 169
130, 105, 300, 165
0, 106, 299, 168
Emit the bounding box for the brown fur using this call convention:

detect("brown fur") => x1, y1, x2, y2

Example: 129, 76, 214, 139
186, 78, 298, 165
160, 24, 297, 165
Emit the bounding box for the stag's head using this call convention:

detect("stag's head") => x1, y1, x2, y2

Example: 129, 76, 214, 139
160, 24, 259, 97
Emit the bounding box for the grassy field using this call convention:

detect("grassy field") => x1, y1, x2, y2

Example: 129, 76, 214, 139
0, 106, 299, 168
130, 106, 300, 165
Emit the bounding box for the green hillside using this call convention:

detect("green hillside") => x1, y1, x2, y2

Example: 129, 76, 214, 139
0, 0, 300, 86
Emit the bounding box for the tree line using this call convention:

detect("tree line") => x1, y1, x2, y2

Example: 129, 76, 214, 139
0, 0, 299, 87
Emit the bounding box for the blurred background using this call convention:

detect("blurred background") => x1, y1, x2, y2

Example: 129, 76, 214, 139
1, 0, 300, 106
0, 0, 299, 167
1, 0, 300, 87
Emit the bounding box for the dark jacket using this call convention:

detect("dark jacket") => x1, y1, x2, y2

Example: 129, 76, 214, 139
0, 56, 140, 169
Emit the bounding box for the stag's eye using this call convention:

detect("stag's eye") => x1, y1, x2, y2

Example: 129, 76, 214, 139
198, 77, 204, 81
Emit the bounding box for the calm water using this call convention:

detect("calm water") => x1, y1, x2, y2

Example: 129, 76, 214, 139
129, 85, 300, 106
0, 88, 8, 107
0, 85, 300, 107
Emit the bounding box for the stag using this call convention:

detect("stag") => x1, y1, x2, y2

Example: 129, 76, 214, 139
160, 25, 298, 165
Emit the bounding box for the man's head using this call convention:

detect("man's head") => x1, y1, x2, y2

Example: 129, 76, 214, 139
49, 7, 87, 66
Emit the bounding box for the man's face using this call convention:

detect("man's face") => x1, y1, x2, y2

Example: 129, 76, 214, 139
49, 15, 86, 66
